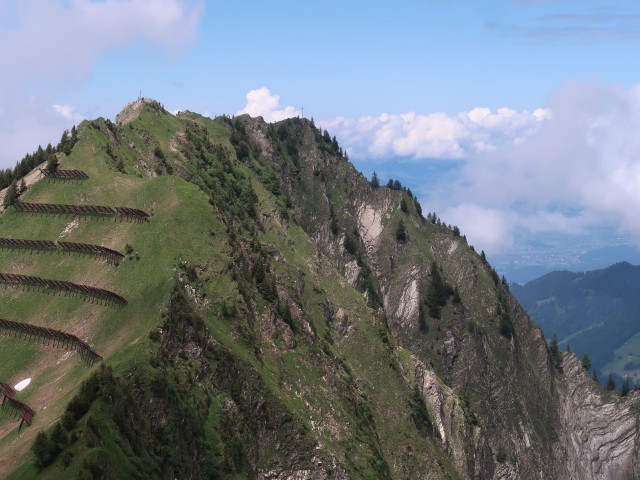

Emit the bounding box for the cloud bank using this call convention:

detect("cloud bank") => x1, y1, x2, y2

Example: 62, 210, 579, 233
439, 80, 640, 253
304, 80, 640, 255
321, 107, 551, 160
0, 0, 203, 168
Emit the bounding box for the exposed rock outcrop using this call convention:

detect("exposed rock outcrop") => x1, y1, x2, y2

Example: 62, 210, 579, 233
115, 97, 155, 125
557, 352, 640, 480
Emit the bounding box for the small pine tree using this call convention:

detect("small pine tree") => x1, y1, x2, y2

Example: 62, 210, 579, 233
343, 234, 358, 255
550, 333, 560, 362
606, 374, 616, 391
490, 268, 500, 286
581, 353, 592, 373
32, 431, 54, 470
621, 377, 630, 397
3, 180, 18, 208
370, 171, 380, 187
46, 153, 59, 172
499, 310, 514, 338
426, 261, 451, 318
400, 197, 408, 213
58, 130, 69, 152
414, 198, 422, 217
50, 423, 68, 456
396, 219, 407, 242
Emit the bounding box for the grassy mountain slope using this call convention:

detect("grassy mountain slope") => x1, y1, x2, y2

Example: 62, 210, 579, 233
0, 117, 228, 477
0, 99, 637, 480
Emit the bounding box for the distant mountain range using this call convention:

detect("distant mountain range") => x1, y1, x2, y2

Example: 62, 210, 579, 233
495, 244, 640, 285
512, 261, 640, 386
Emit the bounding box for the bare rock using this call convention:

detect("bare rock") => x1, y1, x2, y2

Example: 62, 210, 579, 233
115, 97, 154, 125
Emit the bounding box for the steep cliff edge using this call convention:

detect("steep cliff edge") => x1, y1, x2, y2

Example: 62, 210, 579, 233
557, 352, 640, 479
238, 112, 640, 479
0, 100, 637, 479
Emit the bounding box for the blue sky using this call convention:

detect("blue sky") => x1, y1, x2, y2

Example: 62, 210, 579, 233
3, 0, 640, 273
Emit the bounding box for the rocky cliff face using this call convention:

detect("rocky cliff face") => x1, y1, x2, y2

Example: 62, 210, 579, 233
239, 113, 640, 479
1, 101, 637, 479
557, 352, 640, 480
115, 97, 158, 125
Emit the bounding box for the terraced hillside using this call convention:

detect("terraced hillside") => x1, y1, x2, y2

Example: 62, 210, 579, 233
0, 99, 637, 480
0, 128, 226, 477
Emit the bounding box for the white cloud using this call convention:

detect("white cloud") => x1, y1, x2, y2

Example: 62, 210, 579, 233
236, 88, 301, 122
443, 204, 516, 253
0, 0, 203, 168
309, 80, 640, 255
321, 107, 550, 160
431, 80, 640, 254
52, 104, 85, 123
0, 0, 203, 89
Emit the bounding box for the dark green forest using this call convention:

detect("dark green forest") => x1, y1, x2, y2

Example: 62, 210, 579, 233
512, 261, 640, 386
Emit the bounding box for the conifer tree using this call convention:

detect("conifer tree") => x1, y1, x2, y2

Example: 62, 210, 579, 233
32, 431, 54, 470
396, 219, 407, 242
426, 260, 451, 318
371, 171, 380, 187
621, 377, 630, 397
606, 374, 616, 391
400, 197, 408, 213
550, 333, 560, 362
581, 353, 592, 373
46, 153, 59, 172
3, 180, 18, 208
414, 198, 422, 217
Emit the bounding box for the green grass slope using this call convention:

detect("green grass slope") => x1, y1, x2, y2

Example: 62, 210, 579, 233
0, 122, 228, 477
2, 98, 617, 479
0, 102, 463, 479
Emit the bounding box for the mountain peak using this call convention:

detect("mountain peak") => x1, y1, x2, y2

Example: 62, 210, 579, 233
115, 97, 161, 126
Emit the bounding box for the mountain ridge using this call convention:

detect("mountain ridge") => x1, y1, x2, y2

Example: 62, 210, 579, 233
512, 260, 640, 387
0, 99, 637, 479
